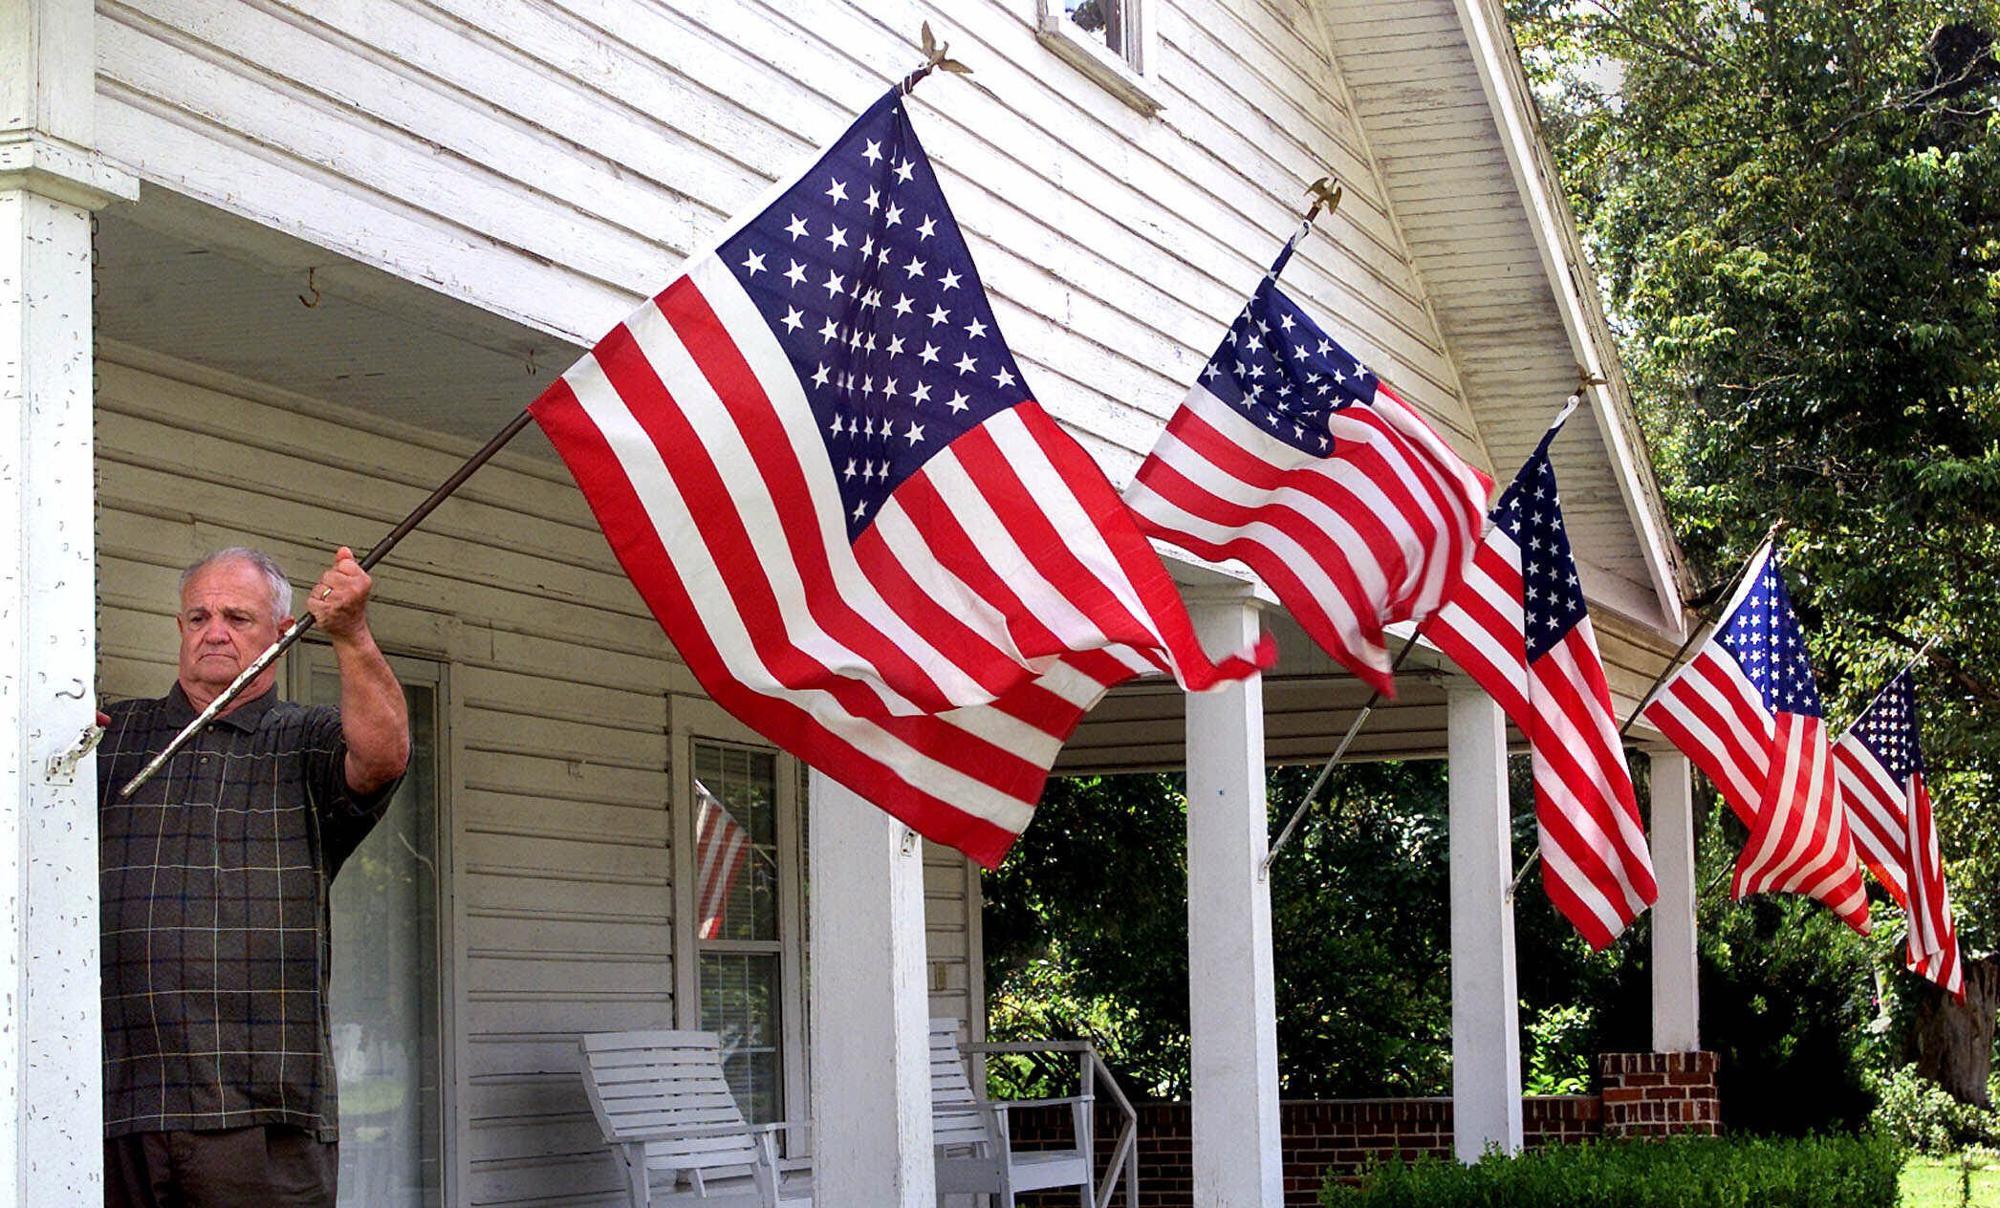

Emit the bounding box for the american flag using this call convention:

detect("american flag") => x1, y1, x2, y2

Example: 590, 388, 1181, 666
528, 89, 1270, 868
693, 779, 754, 941
1123, 251, 1489, 695
1638, 545, 1869, 932
1835, 669, 1962, 997
1427, 404, 1657, 949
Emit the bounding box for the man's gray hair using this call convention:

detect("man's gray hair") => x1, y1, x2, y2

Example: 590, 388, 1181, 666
180, 547, 294, 622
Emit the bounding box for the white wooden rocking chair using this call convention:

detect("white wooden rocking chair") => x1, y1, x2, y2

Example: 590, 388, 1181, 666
930, 1019, 1095, 1207
579, 1030, 812, 1207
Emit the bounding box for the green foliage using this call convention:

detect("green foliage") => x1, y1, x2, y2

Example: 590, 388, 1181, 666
1508, 0, 2000, 966
1320, 1134, 1906, 1208
982, 771, 1194, 1098
1873, 1064, 2000, 1154
1524, 1004, 1598, 1095
984, 762, 1458, 1100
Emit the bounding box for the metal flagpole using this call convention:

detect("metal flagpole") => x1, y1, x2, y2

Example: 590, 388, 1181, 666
1261, 628, 1426, 874
120, 408, 537, 796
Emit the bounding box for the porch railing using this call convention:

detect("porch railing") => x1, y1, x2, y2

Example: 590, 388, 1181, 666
964, 1038, 1140, 1208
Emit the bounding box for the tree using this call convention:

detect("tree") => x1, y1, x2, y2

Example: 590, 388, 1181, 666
983, 763, 1461, 1100
1511, 0, 2000, 1102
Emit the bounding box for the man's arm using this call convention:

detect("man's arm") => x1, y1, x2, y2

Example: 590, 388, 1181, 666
305, 546, 411, 794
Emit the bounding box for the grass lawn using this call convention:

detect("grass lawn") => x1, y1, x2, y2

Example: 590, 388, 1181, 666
1902, 1153, 2000, 1207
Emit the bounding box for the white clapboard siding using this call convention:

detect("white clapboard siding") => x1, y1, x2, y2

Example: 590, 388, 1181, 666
1315, 0, 1677, 627
91, 352, 988, 1206
92, 0, 1496, 484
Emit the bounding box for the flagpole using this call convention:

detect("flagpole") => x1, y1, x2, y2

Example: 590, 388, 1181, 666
1261, 627, 1426, 874
119, 408, 537, 796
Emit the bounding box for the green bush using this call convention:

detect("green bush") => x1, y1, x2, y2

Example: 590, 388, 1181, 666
1869, 1064, 2000, 1156
1320, 1134, 1904, 1208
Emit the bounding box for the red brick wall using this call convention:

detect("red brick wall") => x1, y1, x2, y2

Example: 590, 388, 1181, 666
1598, 1050, 1720, 1138
1006, 1053, 1716, 1207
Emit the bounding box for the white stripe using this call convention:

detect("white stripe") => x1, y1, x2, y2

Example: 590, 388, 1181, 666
917, 447, 1116, 654
1535, 768, 1649, 917
1537, 634, 1654, 883
1155, 391, 1399, 606
1740, 716, 1814, 889
614, 300, 918, 715
1648, 655, 1766, 810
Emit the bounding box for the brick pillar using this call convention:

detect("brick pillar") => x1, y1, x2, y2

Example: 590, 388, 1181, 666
1597, 1051, 1720, 1138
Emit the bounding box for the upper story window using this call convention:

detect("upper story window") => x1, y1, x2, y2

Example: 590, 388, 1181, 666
1036, 0, 1165, 116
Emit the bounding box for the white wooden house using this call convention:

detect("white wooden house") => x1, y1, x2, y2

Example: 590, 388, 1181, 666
0, 1, 1701, 1205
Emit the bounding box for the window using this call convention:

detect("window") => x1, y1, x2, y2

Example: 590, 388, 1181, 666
673, 701, 806, 1134
1036, 0, 1164, 115
299, 651, 451, 1208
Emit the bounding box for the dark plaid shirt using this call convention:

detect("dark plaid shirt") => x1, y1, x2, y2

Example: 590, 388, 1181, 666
96, 685, 396, 1141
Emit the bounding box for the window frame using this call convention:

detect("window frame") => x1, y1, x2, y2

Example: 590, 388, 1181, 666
1035, 0, 1166, 116
291, 645, 456, 1208
669, 695, 808, 1138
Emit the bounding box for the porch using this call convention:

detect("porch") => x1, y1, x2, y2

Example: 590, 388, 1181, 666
57, 188, 1699, 1206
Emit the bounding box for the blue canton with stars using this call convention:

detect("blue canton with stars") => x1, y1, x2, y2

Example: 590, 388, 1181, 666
1716, 554, 1825, 718
716, 90, 1027, 541
1491, 430, 1588, 661
1852, 668, 1924, 779
1197, 277, 1382, 457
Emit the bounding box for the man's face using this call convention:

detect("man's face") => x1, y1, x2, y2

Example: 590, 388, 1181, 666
177, 560, 287, 696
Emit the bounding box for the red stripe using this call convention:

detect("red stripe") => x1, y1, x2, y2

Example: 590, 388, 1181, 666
1430, 542, 1531, 722
1644, 687, 1762, 829
1530, 647, 1654, 911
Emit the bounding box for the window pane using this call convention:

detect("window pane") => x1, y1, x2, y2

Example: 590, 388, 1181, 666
1066, 0, 1128, 59
693, 742, 779, 942
329, 679, 442, 1208
699, 952, 784, 1124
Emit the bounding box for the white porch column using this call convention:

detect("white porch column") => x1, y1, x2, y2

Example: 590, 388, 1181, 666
1648, 750, 1700, 1052
1, 3, 135, 1204
1183, 591, 1282, 1207
1447, 682, 1522, 1161
806, 773, 936, 1207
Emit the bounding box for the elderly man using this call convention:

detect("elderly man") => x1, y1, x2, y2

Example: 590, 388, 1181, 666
96, 546, 410, 1208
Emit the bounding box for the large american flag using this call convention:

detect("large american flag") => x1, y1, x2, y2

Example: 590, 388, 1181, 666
1835, 669, 1962, 997
1638, 545, 1869, 932
529, 89, 1270, 868
1428, 406, 1657, 949
1124, 254, 1489, 695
